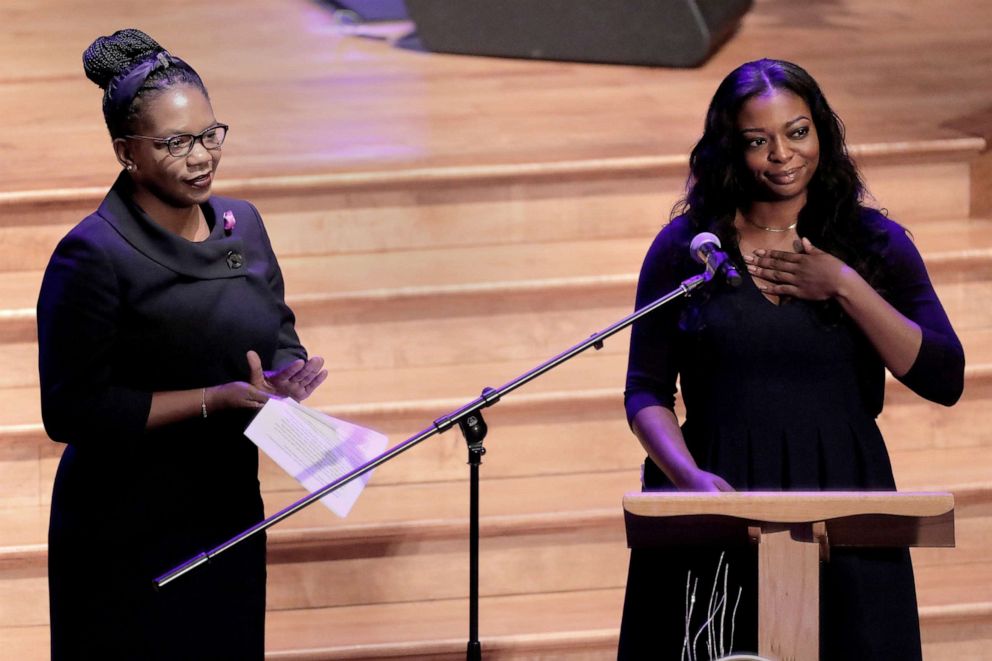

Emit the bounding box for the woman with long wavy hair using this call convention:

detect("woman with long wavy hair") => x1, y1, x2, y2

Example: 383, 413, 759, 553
619, 59, 963, 659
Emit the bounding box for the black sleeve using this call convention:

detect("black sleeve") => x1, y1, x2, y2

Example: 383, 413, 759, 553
881, 221, 965, 406
624, 219, 691, 425
37, 229, 153, 447
248, 202, 308, 370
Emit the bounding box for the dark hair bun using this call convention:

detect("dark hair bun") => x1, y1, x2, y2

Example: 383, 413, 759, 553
82, 29, 163, 90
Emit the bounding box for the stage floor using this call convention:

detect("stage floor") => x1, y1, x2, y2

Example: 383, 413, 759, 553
2, 0, 991, 196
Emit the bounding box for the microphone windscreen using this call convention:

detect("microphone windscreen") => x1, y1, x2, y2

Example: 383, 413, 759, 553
689, 232, 721, 264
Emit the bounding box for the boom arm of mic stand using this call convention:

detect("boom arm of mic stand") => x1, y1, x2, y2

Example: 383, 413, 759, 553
153, 272, 709, 588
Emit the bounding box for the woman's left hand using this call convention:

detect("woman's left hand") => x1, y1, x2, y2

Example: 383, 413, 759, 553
247, 350, 328, 402
743, 237, 853, 301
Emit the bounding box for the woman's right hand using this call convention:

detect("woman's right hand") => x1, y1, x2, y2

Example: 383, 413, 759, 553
631, 406, 735, 493
147, 380, 276, 429
677, 468, 735, 492
206, 381, 275, 413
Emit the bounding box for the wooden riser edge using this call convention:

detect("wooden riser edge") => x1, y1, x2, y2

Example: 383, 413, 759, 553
922, 601, 992, 625
0, 509, 628, 571
265, 610, 992, 661
263, 600, 992, 661
5, 491, 991, 571
0, 601, 985, 661
2, 288, 991, 394
270, 490, 992, 562
3, 369, 991, 511
0, 137, 982, 211
3, 243, 990, 343
3, 214, 989, 311
3, 361, 991, 448
265, 630, 620, 661
3, 349, 987, 428
0, 142, 982, 277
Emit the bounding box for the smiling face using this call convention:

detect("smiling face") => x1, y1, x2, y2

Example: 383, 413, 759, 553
737, 89, 819, 202
114, 84, 221, 210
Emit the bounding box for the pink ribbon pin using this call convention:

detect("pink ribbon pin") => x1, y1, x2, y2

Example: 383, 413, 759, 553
223, 210, 236, 232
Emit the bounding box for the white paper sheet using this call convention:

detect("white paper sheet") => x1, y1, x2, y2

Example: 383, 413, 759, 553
244, 397, 387, 517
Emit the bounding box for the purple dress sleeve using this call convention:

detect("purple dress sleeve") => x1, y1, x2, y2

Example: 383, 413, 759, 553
245, 201, 307, 371
623, 217, 694, 425
37, 227, 155, 446
878, 219, 965, 406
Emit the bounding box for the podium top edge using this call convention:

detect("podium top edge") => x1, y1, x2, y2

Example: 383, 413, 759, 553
622, 491, 954, 522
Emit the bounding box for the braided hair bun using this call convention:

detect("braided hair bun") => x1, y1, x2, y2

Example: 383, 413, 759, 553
82, 29, 207, 138
83, 29, 163, 90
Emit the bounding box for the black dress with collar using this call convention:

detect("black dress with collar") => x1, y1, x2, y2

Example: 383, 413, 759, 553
38, 173, 307, 660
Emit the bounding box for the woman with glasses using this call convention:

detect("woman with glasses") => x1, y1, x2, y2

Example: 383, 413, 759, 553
37, 29, 327, 659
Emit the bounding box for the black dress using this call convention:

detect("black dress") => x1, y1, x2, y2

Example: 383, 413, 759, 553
38, 173, 307, 660
619, 213, 964, 660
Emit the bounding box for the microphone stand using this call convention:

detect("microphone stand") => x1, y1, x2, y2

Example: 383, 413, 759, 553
155, 271, 710, 659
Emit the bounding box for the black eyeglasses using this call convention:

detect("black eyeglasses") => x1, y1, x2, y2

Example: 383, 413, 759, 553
125, 123, 229, 157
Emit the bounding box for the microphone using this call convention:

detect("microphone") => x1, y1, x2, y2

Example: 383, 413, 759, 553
690, 232, 742, 287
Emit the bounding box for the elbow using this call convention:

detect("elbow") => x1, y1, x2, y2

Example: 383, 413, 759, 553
931, 375, 964, 407
936, 355, 965, 407
41, 395, 79, 445
40, 387, 137, 447
940, 387, 963, 407
898, 372, 963, 408
624, 390, 675, 429
929, 368, 965, 409
939, 344, 966, 406
899, 332, 965, 407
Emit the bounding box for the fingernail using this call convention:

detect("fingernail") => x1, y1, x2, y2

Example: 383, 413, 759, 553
743, 255, 753, 264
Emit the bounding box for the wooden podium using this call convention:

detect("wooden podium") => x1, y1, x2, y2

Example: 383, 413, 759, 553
623, 491, 955, 661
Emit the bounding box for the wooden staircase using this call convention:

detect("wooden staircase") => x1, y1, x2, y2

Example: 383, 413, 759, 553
1, 136, 991, 659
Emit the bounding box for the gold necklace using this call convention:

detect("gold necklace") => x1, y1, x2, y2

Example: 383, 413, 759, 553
743, 215, 798, 233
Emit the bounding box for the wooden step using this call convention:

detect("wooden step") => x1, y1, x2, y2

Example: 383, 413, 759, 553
4, 434, 980, 546
3, 316, 990, 431
3, 485, 988, 657
3, 349, 991, 512
5, 215, 990, 319
0, 590, 625, 661
264, 589, 992, 661
920, 602, 992, 661
264, 588, 624, 660
4, 459, 990, 624
0, 160, 686, 274
2, 0, 989, 202
256, 216, 992, 301
0, 475, 638, 629
3, 215, 988, 396
2, 593, 988, 661
3, 351, 991, 511
0, 138, 983, 275
3, 264, 989, 393
248, 485, 992, 615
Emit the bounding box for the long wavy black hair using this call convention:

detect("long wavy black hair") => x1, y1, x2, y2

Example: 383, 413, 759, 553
674, 58, 887, 286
